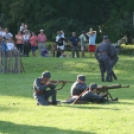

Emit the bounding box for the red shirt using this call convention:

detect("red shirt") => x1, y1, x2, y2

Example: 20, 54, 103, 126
30, 35, 38, 46
38, 33, 47, 43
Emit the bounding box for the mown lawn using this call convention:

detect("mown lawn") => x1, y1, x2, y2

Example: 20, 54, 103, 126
0, 52, 134, 134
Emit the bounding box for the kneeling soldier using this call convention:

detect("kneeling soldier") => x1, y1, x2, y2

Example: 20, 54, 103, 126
33, 71, 57, 106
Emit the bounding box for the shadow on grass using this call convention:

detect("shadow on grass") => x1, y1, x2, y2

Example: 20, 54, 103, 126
59, 102, 121, 111
0, 120, 96, 134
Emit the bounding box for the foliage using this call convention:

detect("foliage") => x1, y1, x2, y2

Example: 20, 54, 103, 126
0, 0, 134, 42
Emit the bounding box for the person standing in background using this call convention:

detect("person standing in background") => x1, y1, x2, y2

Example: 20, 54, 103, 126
15, 31, 24, 55
69, 32, 80, 58
3, 28, 13, 40
20, 22, 25, 33
38, 29, 47, 56
23, 30, 31, 57
30, 32, 38, 57
87, 28, 97, 58
79, 30, 87, 57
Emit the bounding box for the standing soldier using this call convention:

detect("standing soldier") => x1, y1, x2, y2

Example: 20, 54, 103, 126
108, 42, 119, 80
95, 35, 113, 82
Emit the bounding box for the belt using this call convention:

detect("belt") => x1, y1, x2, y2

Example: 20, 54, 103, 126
34, 89, 45, 95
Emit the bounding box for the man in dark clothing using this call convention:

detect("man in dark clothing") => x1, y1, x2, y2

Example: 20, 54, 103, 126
80, 83, 107, 103
103, 39, 119, 80
69, 32, 80, 58
95, 35, 113, 82
68, 75, 107, 103
33, 71, 58, 106
108, 42, 119, 80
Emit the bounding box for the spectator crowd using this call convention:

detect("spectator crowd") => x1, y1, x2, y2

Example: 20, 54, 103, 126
0, 22, 97, 58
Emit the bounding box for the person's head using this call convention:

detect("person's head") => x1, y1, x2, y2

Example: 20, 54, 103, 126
89, 28, 95, 35
89, 28, 93, 32
5, 28, 9, 33
21, 22, 25, 26
77, 75, 86, 84
41, 71, 51, 82
72, 32, 76, 37
57, 31, 61, 35
89, 83, 98, 93
25, 24, 28, 29
103, 35, 109, 41
31, 32, 35, 36
18, 31, 22, 35
40, 29, 44, 34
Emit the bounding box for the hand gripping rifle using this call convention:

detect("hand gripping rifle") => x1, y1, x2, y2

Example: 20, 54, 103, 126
96, 84, 129, 101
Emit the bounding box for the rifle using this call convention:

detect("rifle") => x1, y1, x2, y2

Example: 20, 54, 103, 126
52, 80, 73, 90
96, 84, 129, 101
72, 88, 89, 104
41, 80, 73, 90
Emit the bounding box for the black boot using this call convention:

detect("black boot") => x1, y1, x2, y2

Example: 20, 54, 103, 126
112, 71, 117, 80
101, 72, 105, 82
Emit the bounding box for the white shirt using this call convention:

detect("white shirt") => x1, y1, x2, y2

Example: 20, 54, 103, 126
3, 32, 13, 39
20, 26, 25, 32
0, 31, 6, 37
23, 34, 30, 41
6, 42, 14, 50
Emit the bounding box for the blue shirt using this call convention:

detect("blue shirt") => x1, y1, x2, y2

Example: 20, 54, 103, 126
69, 36, 79, 46
87, 33, 96, 45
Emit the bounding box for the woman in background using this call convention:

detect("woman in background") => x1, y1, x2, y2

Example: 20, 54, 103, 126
30, 32, 38, 57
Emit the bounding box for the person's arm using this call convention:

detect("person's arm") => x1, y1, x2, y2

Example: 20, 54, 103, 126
95, 46, 99, 60
37, 34, 40, 42
36, 36, 38, 44
75, 83, 88, 92
34, 79, 47, 91
86, 33, 90, 38
69, 38, 72, 46
9, 33, 13, 38
44, 34, 47, 42
89, 93, 107, 103
15, 35, 18, 40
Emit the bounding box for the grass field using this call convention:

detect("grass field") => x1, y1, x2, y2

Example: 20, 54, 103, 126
0, 52, 134, 134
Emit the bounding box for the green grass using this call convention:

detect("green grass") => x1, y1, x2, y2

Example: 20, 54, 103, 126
0, 52, 134, 134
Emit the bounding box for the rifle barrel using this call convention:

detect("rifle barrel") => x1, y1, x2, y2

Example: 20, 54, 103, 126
97, 84, 129, 90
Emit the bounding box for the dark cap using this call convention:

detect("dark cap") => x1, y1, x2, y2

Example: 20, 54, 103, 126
77, 75, 86, 81
89, 83, 98, 90
103, 35, 108, 40
41, 71, 51, 78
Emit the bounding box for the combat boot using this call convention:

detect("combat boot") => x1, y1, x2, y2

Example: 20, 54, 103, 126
101, 72, 105, 82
